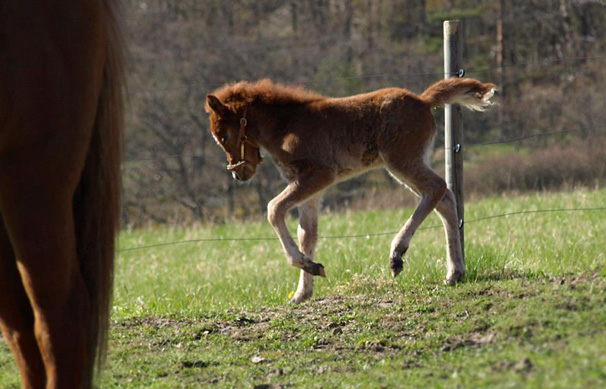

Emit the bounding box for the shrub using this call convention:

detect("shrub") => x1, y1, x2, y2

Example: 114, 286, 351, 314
466, 137, 606, 197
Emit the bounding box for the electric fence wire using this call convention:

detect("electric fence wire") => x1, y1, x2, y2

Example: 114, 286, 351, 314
117, 206, 606, 252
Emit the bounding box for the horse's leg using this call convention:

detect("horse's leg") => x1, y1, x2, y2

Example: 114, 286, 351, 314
0, 61, 98, 387
433, 189, 465, 284
0, 190, 90, 388
267, 169, 335, 277
291, 197, 321, 303
0, 1, 107, 385
385, 179, 464, 284
385, 159, 450, 278
0, 220, 46, 389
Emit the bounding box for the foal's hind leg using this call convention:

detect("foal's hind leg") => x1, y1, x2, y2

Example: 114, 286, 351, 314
291, 197, 320, 303
385, 160, 449, 278
434, 189, 465, 284
0, 220, 46, 389
388, 183, 465, 283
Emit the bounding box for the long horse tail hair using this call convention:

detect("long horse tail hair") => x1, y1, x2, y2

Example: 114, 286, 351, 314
420, 78, 497, 112
73, 0, 125, 385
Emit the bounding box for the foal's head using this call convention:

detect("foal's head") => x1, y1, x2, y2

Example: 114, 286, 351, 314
205, 95, 262, 181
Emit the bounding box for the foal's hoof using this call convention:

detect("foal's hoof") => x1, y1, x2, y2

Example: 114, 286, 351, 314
445, 270, 465, 286
304, 262, 326, 277
390, 258, 403, 278
289, 291, 313, 304
389, 248, 407, 278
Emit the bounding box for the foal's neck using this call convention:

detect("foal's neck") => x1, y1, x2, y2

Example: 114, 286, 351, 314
252, 100, 310, 148
241, 82, 325, 152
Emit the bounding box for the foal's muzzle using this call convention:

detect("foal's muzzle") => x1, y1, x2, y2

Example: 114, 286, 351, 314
229, 163, 255, 182
226, 144, 263, 182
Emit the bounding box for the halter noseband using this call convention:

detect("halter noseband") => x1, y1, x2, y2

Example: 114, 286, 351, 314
226, 106, 263, 171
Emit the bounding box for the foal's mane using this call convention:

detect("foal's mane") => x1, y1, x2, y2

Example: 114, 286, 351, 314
210, 79, 325, 108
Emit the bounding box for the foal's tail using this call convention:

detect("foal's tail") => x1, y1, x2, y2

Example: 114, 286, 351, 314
420, 78, 497, 111
73, 0, 125, 385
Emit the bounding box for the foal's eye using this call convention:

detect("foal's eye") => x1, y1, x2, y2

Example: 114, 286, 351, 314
221, 135, 228, 143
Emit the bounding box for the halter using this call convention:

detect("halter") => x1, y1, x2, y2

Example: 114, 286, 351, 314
226, 106, 263, 171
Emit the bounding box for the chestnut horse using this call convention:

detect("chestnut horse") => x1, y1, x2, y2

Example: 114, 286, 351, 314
206, 78, 495, 303
0, 1, 124, 388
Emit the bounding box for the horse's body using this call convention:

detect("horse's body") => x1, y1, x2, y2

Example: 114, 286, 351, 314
206, 78, 495, 303
0, 1, 124, 387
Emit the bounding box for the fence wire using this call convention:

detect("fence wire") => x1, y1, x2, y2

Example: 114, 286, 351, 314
117, 206, 606, 253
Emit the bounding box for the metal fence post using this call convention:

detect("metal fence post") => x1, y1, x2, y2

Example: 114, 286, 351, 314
443, 20, 465, 259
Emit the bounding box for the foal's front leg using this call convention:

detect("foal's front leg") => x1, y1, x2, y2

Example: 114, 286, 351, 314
267, 170, 335, 278
291, 197, 320, 303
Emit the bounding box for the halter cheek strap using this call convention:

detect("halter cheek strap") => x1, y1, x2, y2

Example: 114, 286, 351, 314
226, 107, 263, 171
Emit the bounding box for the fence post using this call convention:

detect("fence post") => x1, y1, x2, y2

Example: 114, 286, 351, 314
443, 20, 465, 259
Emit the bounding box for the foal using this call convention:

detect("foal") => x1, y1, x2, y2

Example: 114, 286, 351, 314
206, 78, 495, 303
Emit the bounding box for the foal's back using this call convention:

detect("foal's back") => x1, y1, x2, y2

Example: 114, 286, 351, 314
297, 87, 437, 167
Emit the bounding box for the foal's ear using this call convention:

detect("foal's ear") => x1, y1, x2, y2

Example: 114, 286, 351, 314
205, 95, 228, 116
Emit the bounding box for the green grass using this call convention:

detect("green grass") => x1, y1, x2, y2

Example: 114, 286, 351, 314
1, 189, 605, 388
112, 188, 605, 317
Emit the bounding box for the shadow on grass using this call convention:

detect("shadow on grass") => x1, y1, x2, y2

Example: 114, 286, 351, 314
464, 246, 549, 283
466, 268, 548, 283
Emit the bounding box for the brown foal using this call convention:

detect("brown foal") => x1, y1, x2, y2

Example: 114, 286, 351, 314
206, 78, 495, 303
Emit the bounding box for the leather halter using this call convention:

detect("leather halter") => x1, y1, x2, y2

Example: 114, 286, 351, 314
226, 106, 263, 171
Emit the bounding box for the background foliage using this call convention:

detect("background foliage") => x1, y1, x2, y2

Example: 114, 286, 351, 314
123, 0, 606, 225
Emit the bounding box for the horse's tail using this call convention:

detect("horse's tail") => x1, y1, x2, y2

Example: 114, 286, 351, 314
73, 0, 125, 384
420, 78, 497, 111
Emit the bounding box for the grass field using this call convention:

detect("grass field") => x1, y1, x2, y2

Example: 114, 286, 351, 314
1, 189, 605, 387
